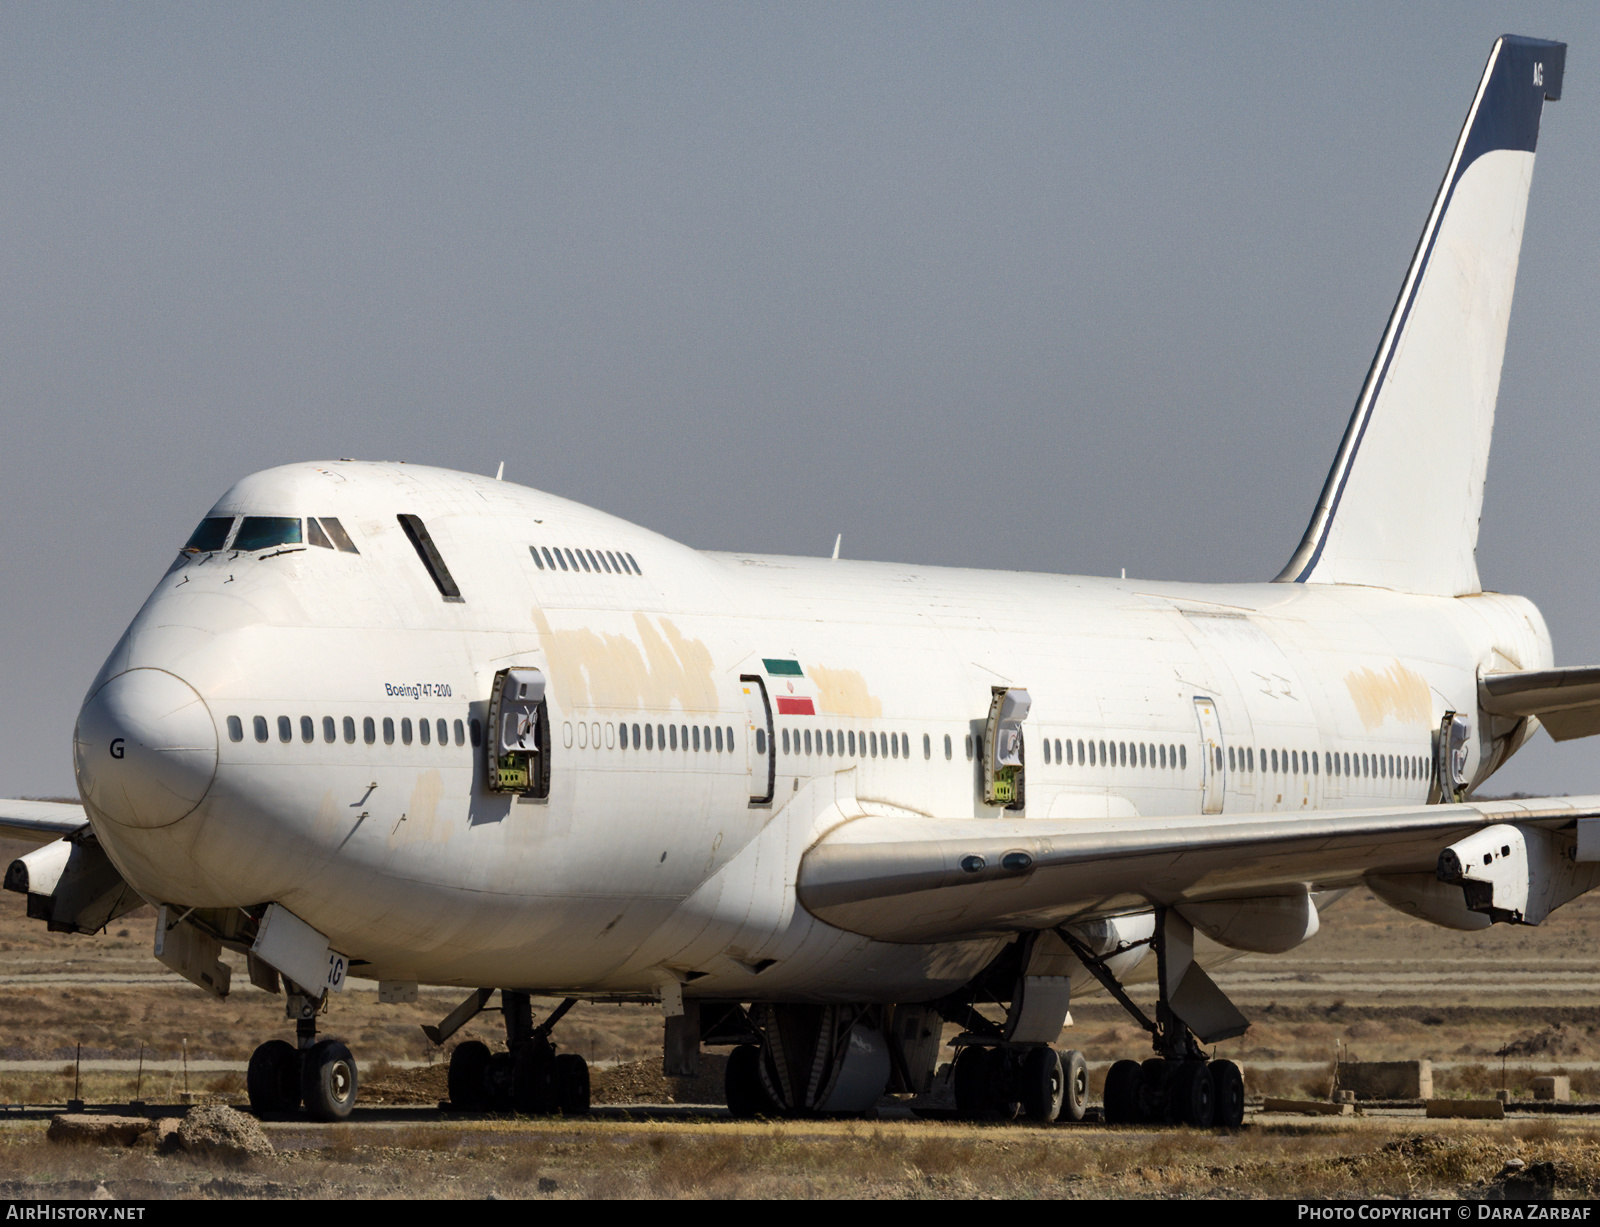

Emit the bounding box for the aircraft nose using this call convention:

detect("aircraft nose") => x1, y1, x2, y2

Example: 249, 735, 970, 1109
74, 669, 217, 829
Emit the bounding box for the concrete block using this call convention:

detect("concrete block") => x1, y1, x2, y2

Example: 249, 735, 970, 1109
1261, 1097, 1353, 1116
1425, 1098, 1505, 1119
46, 1115, 155, 1147
1532, 1076, 1570, 1102
1336, 1059, 1432, 1100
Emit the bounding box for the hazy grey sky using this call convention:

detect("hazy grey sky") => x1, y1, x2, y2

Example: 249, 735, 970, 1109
3, 3, 1598, 797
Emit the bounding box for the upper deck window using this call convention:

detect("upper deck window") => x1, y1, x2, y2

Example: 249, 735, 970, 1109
234, 517, 303, 551
398, 514, 463, 602
182, 517, 235, 553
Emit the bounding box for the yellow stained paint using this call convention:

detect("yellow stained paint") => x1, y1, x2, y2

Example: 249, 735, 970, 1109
530, 609, 719, 711
810, 665, 884, 718
389, 769, 448, 849
1344, 662, 1432, 730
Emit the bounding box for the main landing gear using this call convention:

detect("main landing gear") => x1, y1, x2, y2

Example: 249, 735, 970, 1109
247, 985, 359, 1121
444, 991, 591, 1115
1058, 908, 1249, 1128
951, 1043, 1090, 1123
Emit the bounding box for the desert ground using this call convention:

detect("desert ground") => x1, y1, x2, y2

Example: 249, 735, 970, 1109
5, 833, 1600, 1198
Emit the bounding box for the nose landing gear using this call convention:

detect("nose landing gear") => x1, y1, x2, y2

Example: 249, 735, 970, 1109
246, 986, 360, 1121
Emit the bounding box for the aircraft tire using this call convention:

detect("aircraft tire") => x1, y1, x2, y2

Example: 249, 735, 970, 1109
555, 1053, 590, 1116
512, 1043, 558, 1115
1210, 1059, 1245, 1128
725, 1044, 771, 1118
1140, 1057, 1171, 1123
1170, 1060, 1215, 1128
1102, 1059, 1142, 1124
246, 1040, 301, 1113
302, 1040, 359, 1122
1020, 1046, 1064, 1122
987, 1046, 1022, 1120
951, 1046, 988, 1118
1059, 1049, 1089, 1123
446, 1040, 492, 1111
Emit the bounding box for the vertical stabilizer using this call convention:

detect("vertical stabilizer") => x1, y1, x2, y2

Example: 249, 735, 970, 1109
1277, 36, 1564, 596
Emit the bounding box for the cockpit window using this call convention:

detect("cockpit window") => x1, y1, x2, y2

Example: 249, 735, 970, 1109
183, 517, 234, 553
233, 517, 303, 551
305, 517, 360, 553
318, 517, 359, 554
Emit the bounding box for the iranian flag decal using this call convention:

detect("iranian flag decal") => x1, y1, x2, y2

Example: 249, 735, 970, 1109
764, 658, 816, 715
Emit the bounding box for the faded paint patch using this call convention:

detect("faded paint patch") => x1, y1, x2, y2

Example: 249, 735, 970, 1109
1345, 662, 1432, 730
530, 609, 719, 712
810, 665, 884, 719
390, 769, 448, 849
407, 769, 444, 827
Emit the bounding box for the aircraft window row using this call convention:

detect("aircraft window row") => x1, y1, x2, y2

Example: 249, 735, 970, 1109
227, 714, 469, 748
1220, 745, 1431, 782
781, 727, 912, 760
615, 722, 735, 753
1041, 737, 1188, 771
182, 516, 358, 555
529, 545, 644, 576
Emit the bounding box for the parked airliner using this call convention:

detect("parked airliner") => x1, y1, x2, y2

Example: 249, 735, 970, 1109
2, 34, 1594, 1126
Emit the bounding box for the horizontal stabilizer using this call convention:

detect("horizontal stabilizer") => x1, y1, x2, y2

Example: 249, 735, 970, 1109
1481, 666, 1600, 740
797, 795, 1600, 944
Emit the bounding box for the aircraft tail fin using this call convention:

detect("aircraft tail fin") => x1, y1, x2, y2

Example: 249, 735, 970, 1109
1276, 35, 1564, 596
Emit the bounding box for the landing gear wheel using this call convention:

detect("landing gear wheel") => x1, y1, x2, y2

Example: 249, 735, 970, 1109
1020, 1047, 1064, 1122
1103, 1058, 1142, 1124
555, 1053, 590, 1115
447, 1040, 492, 1110
1210, 1059, 1245, 1128
1170, 1060, 1215, 1128
246, 1040, 301, 1113
1059, 1049, 1089, 1123
1140, 1057, 1171, 1123
952, 1046, 988, 1118
726, 1044, 773, 1119
512, 1043, 557, 1115
987, 1046, 1021, 1120
301, 1040, 358, 1121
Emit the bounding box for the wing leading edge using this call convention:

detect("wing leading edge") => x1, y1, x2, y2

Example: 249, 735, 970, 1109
0, 799, 89, 847
796, 795, 1600, 944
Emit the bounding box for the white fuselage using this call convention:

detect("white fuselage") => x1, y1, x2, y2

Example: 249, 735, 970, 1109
74, 461, 1552, 1003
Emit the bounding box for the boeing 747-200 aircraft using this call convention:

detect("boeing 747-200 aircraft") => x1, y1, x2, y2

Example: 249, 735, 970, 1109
2, 35, 1594, 1126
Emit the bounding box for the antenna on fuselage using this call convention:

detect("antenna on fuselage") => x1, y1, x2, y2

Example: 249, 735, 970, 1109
831, 534, 841, 560
494, 461, 505, 481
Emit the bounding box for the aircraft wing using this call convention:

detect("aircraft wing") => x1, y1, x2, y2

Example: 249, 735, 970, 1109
1482, 667, 1600, 741
0, 800, 89, 847
797, 795, 1600, 943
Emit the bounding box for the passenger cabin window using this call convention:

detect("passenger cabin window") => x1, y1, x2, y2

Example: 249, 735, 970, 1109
234, 517, 302, 552
183, 517, 234, 553
227, 716, 243, 742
